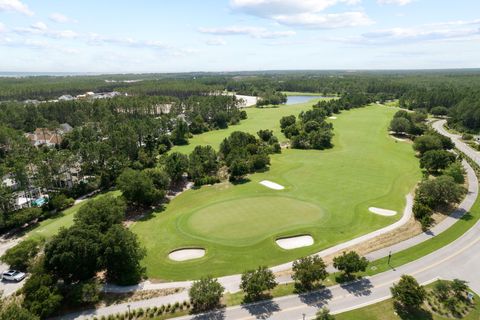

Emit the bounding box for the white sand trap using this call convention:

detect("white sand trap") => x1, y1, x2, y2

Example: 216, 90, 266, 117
391, 136, 406, 142
168, 249, 205, 261
276, 235, 314, 250
369, 207, 397, 216
260, 180, 284, 190
329, 116, 337, 119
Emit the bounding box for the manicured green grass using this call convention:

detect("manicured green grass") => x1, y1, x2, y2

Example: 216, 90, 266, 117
336, 282, 480, 320
172, 98, 323, 154
364, 194, 480, 277
132, 103, 421, 280
25, 190, 121, 241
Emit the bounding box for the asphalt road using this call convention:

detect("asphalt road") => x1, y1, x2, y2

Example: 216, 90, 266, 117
61, 120, 480, 319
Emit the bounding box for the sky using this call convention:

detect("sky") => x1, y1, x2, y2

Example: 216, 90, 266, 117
0, 0, 479, 73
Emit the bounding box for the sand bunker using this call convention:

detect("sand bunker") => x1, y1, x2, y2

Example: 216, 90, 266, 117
168, 248, 205, 261
329, 116, 337, 119
369, 207, 397, 216
391, 136, 406, 142
260, 180, 285, 190
276, 235, 314, 250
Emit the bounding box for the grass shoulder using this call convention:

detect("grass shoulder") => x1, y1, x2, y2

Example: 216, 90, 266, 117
336, 281, 479, 320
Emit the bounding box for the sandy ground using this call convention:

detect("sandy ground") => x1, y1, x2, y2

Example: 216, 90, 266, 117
168, 249, 205, 261
235, 94, 258, 107
369, 207, 397, 216
260, 180, 285, 190
276, 235, 314, 250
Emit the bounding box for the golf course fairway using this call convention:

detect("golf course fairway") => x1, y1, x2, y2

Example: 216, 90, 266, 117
131, 103, 422, 280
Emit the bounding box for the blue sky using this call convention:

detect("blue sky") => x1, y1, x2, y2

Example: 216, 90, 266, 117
0, 0, 479, 72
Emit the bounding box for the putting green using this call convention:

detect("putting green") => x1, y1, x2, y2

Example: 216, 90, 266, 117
180, 196, 324, 245
131, 102, 422, 280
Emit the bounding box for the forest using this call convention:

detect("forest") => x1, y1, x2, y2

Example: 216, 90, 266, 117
1, 69, 480, 232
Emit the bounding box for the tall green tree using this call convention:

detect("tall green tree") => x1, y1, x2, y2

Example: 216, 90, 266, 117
292, 256, 328, 291
22, 272, 62, 318
102, 225, 146, 285
240, 266, 277, 301
44, 225, 103, 283
333, 251, 369, 279
390, 275, 426, 310
164, 152, 189, 182
189, 276, 225, 313
117, 168, 163, 206
74, 195, 126, 232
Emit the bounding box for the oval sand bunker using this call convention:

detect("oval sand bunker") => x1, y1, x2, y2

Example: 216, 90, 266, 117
276, 235, 314, 250
369, 207, 397, 216
260, 180, 284, 190
168, 248, 205, 261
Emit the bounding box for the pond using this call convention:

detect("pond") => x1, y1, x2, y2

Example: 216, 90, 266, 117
285, 95, 324, 105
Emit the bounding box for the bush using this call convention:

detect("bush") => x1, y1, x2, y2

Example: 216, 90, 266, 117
4, 207, 42, 230
444, 162, 466, 184
22, 271, 63, 318
462, 133, 474, 141
49, 194, 74, 211
430, 106, 449, 117
416, 175, 465, 209
419, 150, 456, 173
1, 238, 43, 271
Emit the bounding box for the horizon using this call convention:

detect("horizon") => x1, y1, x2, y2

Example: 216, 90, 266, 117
1, 0, 479, 72
2, 67, 480, 77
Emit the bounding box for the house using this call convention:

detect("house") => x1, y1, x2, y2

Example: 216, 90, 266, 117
25, 123, 73, 147
58, 94, 74, 101
59, 123, 73, 133
26, 128, 63, 147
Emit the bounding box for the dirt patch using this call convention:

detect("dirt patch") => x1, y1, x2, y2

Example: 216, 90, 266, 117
100, 288, 184, 306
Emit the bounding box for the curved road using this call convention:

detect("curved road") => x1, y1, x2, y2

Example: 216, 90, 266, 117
63, 120, 480, 319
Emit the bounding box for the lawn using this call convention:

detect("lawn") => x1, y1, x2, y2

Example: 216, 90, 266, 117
25, 190, 121, 241
131, 102, 422, 280
336, 282, 480, 320
172, 98, 323, 154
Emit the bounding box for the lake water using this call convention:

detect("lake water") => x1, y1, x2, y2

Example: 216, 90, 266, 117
285, 95, 324, 105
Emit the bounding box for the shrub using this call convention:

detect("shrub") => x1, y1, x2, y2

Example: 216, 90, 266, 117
1, 238, 43, 271
50, 194, 74, 211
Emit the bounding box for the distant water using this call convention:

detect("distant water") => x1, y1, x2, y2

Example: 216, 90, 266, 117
285, 95, 324, 105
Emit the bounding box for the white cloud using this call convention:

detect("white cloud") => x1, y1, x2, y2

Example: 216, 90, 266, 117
0, 0, 33, 16
199, 26, 296, 39
377, 0, 413, 5
326, 19, 480, 45
231, 0, 360, 16
14, 22, 78, 39
230, 0, 369, 28
49, 13, 77, 24
87, 33, 197, 56
206, 37, 227, 46
0, 22, 5, 33
274, 11, 372, 28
